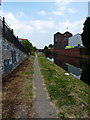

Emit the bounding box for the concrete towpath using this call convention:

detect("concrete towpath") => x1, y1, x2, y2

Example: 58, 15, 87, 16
33, 54, 57, 118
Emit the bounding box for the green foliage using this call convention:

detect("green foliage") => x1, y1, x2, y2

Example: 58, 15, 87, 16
21, 40, 37, 54
21, 40, 33, 53
48, 44, 53, 48
65, 46, 74, 49
81, 17, 90, 48
33, 46, 37, 52
57, 112, 65, 118
43, 45, 48, 54
43, 45, 48, 50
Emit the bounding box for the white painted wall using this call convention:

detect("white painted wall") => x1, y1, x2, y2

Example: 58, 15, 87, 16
69, 33, 83, 47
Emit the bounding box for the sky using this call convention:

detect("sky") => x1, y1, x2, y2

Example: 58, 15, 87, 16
0, 0, 89, 49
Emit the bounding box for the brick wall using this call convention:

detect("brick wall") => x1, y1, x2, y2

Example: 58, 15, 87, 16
59, 48, 80, 58
50, 47, 90, 60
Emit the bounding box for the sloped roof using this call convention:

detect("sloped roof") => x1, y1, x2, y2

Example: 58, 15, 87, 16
19, 38, 28, 41
54, 32, 62, 35
63, 31, 73, 35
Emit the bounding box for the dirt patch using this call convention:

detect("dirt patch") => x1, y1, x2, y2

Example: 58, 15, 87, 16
2, 58, 34, 119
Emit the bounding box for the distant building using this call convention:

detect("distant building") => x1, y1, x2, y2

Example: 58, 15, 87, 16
19, 38, 28, 42
88, 1, 90, 17
54, 32, 62, 49
54, 31, 72, 49
69, 33, 83, 48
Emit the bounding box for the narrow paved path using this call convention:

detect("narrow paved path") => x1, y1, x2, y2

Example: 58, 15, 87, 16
33, 55, 57, 118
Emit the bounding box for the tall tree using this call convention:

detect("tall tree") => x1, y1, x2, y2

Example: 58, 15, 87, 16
48, 44, 53, 48
81, 17, 90, 48
43, 46, 48, 51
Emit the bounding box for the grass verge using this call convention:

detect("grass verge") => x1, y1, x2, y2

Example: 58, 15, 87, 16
18, 56, 34, 101
38, 54, 89, 118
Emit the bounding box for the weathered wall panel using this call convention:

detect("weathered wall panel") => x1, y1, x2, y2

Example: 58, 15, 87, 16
2, 37, 28, 76
0, 17, 29, 77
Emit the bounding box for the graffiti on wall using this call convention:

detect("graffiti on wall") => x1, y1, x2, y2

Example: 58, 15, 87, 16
0, 18, 29, 76
2, 38, 28, 75
11, 50, 16, 63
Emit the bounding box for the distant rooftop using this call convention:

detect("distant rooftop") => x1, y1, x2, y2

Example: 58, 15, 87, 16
54, 31, 73, 36
54, 32, 62, 35
63, 31, 72, 34
19, 38, 28, 41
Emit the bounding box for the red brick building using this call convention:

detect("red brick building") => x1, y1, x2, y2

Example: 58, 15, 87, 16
54, 31, 72, 49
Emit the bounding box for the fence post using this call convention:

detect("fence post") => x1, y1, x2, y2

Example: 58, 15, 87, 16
2, 17, 5, 38
12, 29, 13, 35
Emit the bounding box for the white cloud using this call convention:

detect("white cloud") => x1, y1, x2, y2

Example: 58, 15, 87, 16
59, 6, 66, 11
48, 17, 53, 20
0, 10, 33, 37
6, 13, 15, 21
52, 11, 63, 15
0, 10, 54, 36
0, 10, 3, 16
53, 0, 78, 17
53, 0, 77, 17
55, 0, 73, 6
58, 19, 85, 34
37, 10, 47, 15
31, 20, 54, 32
16, 11, 26, 18
68, 8, 78, 13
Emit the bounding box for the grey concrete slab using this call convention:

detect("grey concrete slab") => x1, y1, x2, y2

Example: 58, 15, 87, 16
33, 55, 57, 118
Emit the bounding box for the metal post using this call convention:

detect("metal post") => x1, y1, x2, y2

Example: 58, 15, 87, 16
2, 17, 5, 38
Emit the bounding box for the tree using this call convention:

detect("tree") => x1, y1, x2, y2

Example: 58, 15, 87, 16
48, 44, 53, 48
43, 46, 48, 51
81, 17, 90, 48
33, 46, 37, 52
21, 40, 33, 54
43, 46, 48, 53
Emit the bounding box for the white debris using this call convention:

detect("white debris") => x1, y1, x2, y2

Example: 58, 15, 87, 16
64, 73, 70, 76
